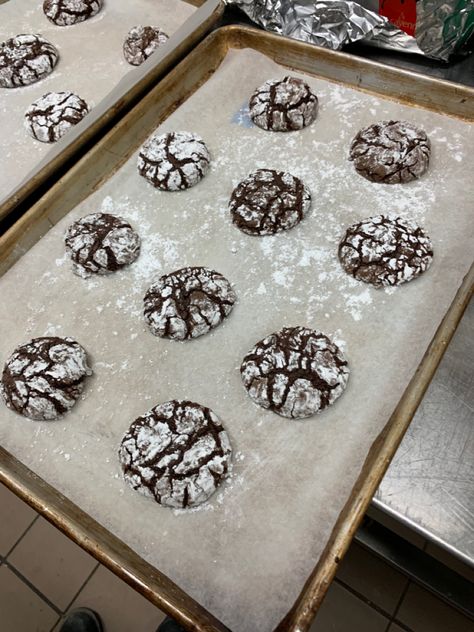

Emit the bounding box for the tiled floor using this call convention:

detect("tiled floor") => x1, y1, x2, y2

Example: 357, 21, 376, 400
0, 483, 473, 632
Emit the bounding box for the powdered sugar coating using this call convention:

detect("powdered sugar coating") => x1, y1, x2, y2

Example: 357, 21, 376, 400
25, 91, 89, 143
137, 131, 211, 191
349, 120, 431, 184
229, 168, 311, 235
123, 26, 169, 66
65, 213, 141, 278
43, 0, 102, 26
119, 400, 232, 509
0, 34, 59, 89
338, 214, 434, 288
144, 266, 236, 340
249, 76, 318, 132
1, 337, 92, 421
241, 326, 349, 419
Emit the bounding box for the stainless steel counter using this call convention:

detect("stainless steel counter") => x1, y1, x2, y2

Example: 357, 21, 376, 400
374, 299, 474, 566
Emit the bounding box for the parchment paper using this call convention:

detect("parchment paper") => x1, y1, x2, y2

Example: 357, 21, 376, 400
0, 0, 195, 209
1, 48, 473, 632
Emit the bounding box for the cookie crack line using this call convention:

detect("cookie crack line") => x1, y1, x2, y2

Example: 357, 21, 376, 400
144, 267, 236, 341
1, 336, 92, 421
349, 120, 430, 184
138, 131, 210, 191
249, 76, 318, 132
43, 0, 102, 26
65, 213, 141, 278
25, 92, 89, 143
119, 400, 232, 509
241, 326, 349, 419
0, 35, 59, 88
338, 214, 434, 287
230, 169, 311, 236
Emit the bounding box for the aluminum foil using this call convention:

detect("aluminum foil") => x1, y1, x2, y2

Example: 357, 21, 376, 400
226, 0, 474, 60
416, 1, 474, 60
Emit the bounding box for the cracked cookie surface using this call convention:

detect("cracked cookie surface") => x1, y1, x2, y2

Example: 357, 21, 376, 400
338, 214, 433, 288
349, 121, 431, 184
144, 267, 236, 340
65, 213, 141, 278
119, 400, 232, 509
241, 326, 349, 419
1, 337, 92, 421
138, 131, 210, 191
123, 26, 169, 66
25, 91, 89, 143
229, 168, 311, 235
249, 76, 318, 132
0, 34, 58, 88
43, 0, 102, 26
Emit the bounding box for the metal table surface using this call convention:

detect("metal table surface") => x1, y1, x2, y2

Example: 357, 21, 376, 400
373, 299, 474, 567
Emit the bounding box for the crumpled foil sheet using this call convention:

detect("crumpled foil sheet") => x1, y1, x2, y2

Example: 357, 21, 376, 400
416, 0, 474, 60
225, 0, 474, 60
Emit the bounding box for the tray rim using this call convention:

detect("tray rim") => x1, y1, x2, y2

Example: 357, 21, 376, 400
0, 0, 224, 226
0, 23, 473, 632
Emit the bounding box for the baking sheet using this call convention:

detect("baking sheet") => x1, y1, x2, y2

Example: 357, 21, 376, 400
0, 0, 196, 211
0, 46, 473, 632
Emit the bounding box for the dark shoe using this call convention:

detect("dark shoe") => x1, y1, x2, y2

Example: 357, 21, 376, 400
157, 616, 187, 632
59, 608, 103, 632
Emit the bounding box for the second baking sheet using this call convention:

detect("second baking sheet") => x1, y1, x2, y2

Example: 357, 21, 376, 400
0, 0, 196, 211
0, 46, 473, 632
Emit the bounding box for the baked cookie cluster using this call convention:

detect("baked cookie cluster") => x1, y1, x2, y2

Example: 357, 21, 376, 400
1, 58, 437, 511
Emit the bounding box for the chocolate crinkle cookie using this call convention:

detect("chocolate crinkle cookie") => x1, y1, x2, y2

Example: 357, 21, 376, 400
1, 336, 92, 421
65, 213, 141, 278
119, 400, 232, 509
137, 131, 210, 191
123, 26, 169, 66
0, 34, 59, 89
144, 266, 236, 341
241, 326, 349, 419
43, 0, 103, 26
349, 120, 431, 184
229, 168, 311, 236
249, 76, 318, 132
25, 91, 89, 143
338, 214, 433, 288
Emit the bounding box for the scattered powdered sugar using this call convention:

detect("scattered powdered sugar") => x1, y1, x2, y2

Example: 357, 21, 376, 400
344, 289, 373, 322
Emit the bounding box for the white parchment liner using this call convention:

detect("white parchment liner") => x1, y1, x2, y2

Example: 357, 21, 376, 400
0, 48, 473, 631
0, 0, 195, 208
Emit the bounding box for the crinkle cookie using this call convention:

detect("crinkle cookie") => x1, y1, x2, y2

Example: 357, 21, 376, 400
229, 169, 311, 235
241, 326, 349, 419
0, 34, 58, 88
338, 214, 433, 288
25, 91, 89, 143
43, 0, 103, 26
249, 76, 318, 132
138, 131, 211, 191
119, 400, 232, 508
349, 120, 431, 184
144, 267, 236, 340
65, 213, 141, 278
123, 26, 169, 66
1, 337, 92, 421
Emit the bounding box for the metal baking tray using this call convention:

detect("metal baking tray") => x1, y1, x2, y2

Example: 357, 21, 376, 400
0, 0, 224, 225
0, 24, 473, 632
